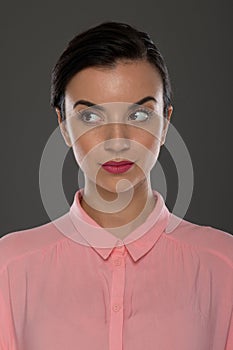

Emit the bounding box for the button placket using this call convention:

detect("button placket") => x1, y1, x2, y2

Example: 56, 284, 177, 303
113, 257, 122, 266
109, 247, 126, 350
112, 303, 121, 312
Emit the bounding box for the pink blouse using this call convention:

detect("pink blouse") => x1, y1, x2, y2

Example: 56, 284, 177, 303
0, 188, 233, 349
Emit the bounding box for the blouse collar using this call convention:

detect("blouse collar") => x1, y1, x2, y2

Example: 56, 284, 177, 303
68, 188, 171, 262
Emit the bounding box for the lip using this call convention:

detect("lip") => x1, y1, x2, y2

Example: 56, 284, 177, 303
102, 160, 134, 166
101, 160, 135, 174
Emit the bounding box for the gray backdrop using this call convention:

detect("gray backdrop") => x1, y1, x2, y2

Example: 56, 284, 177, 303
1, 0, 232, 236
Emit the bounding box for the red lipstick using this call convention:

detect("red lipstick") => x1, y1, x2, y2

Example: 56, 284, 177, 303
102, 160, 134, 174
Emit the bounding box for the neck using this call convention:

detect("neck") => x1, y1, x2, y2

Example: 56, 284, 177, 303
80, 177, 157, 239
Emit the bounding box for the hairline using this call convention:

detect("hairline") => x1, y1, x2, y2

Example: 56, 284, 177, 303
59, 58, 166, 120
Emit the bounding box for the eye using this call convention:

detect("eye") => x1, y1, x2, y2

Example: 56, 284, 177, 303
128, 108, 153, 122
78, 109, 103, 123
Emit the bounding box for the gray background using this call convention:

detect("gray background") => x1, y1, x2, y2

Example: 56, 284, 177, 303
1, 0, 232, 237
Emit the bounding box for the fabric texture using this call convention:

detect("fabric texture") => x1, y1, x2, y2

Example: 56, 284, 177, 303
0, 188, 233, 350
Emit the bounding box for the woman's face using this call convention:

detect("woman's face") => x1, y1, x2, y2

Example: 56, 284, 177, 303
57, 60, 173, 193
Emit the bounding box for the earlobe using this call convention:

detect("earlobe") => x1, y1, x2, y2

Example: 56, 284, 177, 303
160, 105, 173, 146
55, 108, 72, 147
160, 119, 169, 146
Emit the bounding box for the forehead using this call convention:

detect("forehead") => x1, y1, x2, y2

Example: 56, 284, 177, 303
65, 60, 163, 105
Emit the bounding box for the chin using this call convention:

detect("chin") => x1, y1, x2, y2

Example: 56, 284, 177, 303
97, 175, 147, 194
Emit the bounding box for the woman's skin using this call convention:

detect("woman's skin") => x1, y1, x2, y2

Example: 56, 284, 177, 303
56, 60, 173, 238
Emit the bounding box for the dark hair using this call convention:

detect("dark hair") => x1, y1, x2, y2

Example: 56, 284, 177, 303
50, 21, 173, 120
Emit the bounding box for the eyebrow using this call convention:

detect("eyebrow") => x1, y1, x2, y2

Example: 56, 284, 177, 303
72, 96, 157, 109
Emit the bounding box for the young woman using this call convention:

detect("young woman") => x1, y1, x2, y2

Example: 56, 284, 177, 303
0, 21, 232, 350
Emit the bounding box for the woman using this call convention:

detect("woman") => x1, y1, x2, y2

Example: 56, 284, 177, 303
0, 21, 232, 350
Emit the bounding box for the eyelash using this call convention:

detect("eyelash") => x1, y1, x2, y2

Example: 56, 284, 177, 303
129, 108, 154, 122
76, 108, 154, 124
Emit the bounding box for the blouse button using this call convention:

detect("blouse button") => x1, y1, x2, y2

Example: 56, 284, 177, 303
113, 258, 122, 266
115, 244, 126, 254
112, 304, 121, 312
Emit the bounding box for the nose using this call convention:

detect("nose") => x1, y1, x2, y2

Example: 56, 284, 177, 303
103, 122, 131, 152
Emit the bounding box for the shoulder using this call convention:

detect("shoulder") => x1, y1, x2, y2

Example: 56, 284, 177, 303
166, 213, 233, 269
0, 215, 69, 271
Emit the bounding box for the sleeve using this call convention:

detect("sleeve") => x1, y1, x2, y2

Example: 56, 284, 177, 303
0, 268, 18, 350
225, 306, 233, 350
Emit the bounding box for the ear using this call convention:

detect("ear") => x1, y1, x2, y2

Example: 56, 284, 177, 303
160, 105, 173, 146
55, 108, 72, 147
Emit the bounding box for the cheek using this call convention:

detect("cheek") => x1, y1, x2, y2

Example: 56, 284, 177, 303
132, 129, 161, 154
72, 130, 105, 172
131, 131, 161, 173
142, 134, 160, 150
71, 127, 103, 156
73, 138, 96, 163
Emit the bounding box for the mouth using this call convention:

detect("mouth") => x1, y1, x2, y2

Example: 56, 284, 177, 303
102, 160, 134, 166
101, 160, 135, 174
